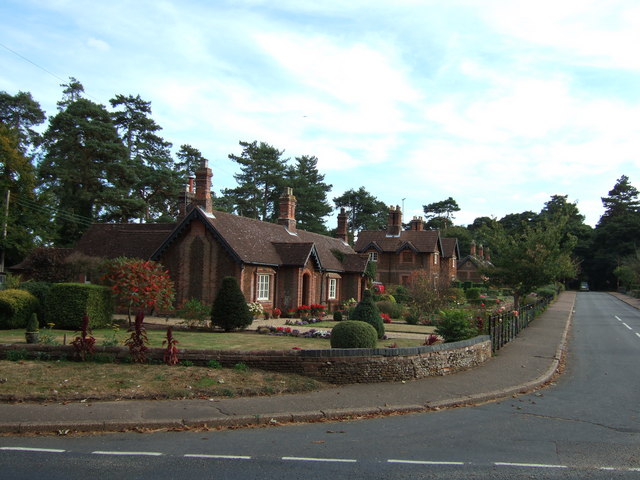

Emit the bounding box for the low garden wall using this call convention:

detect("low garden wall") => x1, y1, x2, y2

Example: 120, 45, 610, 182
0, 336, 491, 384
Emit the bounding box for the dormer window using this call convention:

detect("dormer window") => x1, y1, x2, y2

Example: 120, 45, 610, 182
368, 251, 378, 262
401, 251, 414, 264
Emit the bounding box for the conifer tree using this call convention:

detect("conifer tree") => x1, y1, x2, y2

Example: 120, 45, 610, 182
350, 290, 385, 339
211, 276, 253, 332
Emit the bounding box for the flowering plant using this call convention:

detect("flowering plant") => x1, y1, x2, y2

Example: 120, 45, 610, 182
247, 302, 264, 317
380, 312, 392, 324
272, 308, 282, 319
297, 305, 311, 317
310, 304, 326, 316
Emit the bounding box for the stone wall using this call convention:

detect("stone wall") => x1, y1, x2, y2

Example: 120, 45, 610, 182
0, 336, 491, 384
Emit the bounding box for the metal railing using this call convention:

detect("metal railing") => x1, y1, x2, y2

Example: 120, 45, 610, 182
487, 294, 554, 352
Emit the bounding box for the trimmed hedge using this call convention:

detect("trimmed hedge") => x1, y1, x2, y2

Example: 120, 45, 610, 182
0, 289, 39, 329
330, 321, 378, 349
44, 283, 113, 329
18, 281, 52, 325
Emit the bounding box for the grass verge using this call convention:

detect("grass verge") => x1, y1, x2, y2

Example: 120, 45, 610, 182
0, 359, 331, 403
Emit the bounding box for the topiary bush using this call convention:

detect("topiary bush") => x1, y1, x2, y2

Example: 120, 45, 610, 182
211, 276, 253, 331
18, 281, 52, 325
333, 310, 343, 321
435, 309, 478, 343
350, 290, 385, 338
330, 320, 378, 348
44, 283, 113, 329
0, 289, 39, 329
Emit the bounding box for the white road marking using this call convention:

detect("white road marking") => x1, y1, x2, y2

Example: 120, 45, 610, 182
494, 462, 567, 469
92, 451, 163, 456
636, 333, 640, 339
0, 447, 65, 453
184, 454, 251, 460
615, 316, 623, 322
623, 323, 633, 330
282, 456, 357, 463
388, 459, 465, 465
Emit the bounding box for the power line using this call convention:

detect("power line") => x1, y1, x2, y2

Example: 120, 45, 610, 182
12, 195, 94, 226
0, 41, 66, 83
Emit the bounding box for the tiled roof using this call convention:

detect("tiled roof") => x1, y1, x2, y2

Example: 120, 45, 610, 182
74, 223, 176, 260
441, 237, 460, 259
354, 229, 442, 254
152, 208, 367, 274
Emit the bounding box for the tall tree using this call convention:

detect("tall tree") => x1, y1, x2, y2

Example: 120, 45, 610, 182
0, 91, 50, 266
482, 214, 576, 309
333, 187, 388, 234
586, 176, 640, 289
39, 83, 127, 246
223, 140, 288, 221
0, 91, 46, 155
423, 197, 460, 230
498, 211, 538, 236
108, 94, 181, 222
176, 144, 206, 181
285, 155, 332, 234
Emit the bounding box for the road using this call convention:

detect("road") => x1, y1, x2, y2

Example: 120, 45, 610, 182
1, 292, 639, 479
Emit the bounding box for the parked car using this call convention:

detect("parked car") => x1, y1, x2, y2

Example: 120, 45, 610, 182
579, 282, 589, 291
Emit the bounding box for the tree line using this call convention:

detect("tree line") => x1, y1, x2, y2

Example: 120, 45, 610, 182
2, 80, 640, 292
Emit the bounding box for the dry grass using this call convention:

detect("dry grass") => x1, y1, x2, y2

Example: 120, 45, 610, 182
0, 359, 330, 403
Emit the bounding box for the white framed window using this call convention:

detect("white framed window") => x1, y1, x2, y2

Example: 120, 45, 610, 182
368, 251, 378, 262
434, 252, 439, 265
328, 278, 337, 299
257, 274, 270, 301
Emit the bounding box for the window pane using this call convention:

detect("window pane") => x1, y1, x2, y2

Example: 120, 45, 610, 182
257, 274, 269, 300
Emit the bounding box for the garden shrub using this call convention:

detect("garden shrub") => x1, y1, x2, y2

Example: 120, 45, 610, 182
18, 281, 52, 325
211, 276, 253, 331
449, 288, 466, 305
330, 321, 377, 348
435, 309, 478, 343
376, 300, 404, 319
350, 290, 385, 339
535, 285, 558, 298
391, 284, 411, 304
0, 289, 39, 329
464, 287, 481, 301
44, 283, 113, 329
333, 310, 343, 321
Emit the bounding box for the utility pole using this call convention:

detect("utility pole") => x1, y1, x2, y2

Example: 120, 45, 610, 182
0, 189, 9, 285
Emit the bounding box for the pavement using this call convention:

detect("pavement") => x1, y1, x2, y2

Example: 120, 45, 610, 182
0, 291, 584, 435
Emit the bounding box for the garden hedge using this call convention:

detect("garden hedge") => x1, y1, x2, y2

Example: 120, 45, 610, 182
350, 290, 385, 339
18, 281, 52, 325
0, 289, 39, 329
44, 283, 113, 329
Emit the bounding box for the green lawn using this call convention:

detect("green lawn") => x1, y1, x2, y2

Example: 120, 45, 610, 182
0, 327, 427, 350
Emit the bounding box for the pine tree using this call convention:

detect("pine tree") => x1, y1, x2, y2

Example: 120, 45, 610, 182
39, 86, 127, 245
286, 155, 332, 234
333, 187, 388, 234
223, 140, 288, 221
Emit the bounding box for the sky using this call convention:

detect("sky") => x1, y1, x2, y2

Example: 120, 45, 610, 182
2, 0, 640, 227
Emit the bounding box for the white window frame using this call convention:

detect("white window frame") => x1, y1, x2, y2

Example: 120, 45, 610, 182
328, 278, 337, 300
434, 252, 439, 265
369, 251, 378, 262
257, 274, 270, 301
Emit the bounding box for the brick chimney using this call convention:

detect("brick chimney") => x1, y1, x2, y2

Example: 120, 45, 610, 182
278, 187, 297, 231
336, 207, 349, 243
409, 216, 424, 231
478, 244, 484, 260
470, 240, 477, 257
194, 160, 213, 214
386, 205, 402, 236
485, 247, 491, 262
178, 176, 196, 219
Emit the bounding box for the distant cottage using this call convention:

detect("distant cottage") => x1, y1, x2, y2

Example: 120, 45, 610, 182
354, 206, 460, 287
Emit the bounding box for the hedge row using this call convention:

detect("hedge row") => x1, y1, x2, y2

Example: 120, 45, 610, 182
0, 283, 114, 330
44, 283, 113, 329
0, 289, 39, 329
